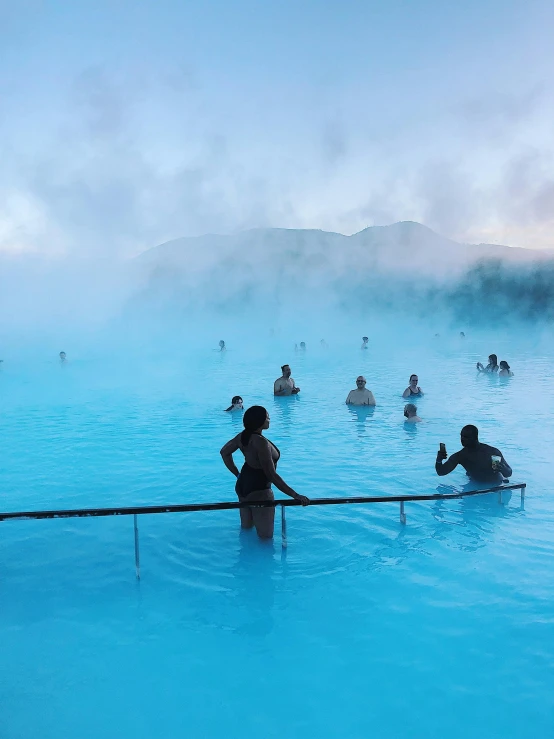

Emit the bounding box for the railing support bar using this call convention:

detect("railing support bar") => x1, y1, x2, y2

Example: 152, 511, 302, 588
134, 514, 140, 580
400, 500, 406, 525
281, 505, 287, 549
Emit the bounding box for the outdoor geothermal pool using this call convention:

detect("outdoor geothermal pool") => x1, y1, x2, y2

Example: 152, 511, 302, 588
1, 328, 553, 738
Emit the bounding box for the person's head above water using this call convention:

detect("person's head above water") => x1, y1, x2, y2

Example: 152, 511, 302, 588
225, 395, 243, 411
300, 342, 306, 349
59, 351, 66, 360
404, 403, 417, 418
362, 336, 368, 343
460, 424, 479, 448
460, 331, 465, 337
488, 354, 498, 366
409, 374, 418, 386
241, 405, 269, 444
219, 340, 225, 348
355, 376, 367, 387
281, 364, 291, 377
499, 361, 510, 371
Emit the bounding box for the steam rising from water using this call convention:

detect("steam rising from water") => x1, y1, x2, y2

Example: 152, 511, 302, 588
0, 222, 553, 359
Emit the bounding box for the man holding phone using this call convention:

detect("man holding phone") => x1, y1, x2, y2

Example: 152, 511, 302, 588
435, 425, 512, 483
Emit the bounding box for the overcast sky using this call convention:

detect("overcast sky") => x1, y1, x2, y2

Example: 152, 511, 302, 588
1, 0, 553, 257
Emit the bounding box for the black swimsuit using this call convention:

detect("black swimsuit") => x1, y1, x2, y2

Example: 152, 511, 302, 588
236, 436, 281, 498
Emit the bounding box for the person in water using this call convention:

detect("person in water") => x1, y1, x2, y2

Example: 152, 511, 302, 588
499, 361, 513, 377
435, 425, 512, 483
361, 337, 369, 350
403, 404, 421, 423
274, 365, 300, 396
225, 396, 243, 412
402, 374, 424, 398
320, 339, 328, 349
477, 354, 498, 373
220, 405, 309, 538
218, 340, 226, 352
460, 332, 466, 338
299, 341, 306, 351
59, 351, 67, 363
346, 376, 376, 406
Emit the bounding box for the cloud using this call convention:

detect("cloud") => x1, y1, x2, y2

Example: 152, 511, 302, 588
321, 119, 348, 168
452, 86, 545, 143
0, 66, 300, 257
416, 162, 485, 238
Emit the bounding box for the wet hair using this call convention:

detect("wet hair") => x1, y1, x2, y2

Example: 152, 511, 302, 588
281, 364, 290, 372
404, 403, 417, 416
500, 361, 510, 370
409, 374, 418, 382
225, 396, 243, 412
362, 336, 368, 341
488, 354, 498, 367
300, 342, 306, 348
241, 405, 267, 445
461, 424, 479, 442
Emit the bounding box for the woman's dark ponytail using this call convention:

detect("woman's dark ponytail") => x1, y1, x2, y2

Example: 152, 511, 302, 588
241, 405, 267, 445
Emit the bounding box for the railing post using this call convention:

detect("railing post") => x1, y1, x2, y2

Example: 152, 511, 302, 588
520, 485, 525, 501
281, 505, 287, 548
134, 514, 140, 580
400, 500, 406, 525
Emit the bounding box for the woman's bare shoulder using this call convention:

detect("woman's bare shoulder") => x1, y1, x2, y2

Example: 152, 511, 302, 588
249, 433, 272, 451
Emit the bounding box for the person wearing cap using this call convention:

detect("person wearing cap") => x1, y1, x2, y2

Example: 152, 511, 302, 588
346, 376, 376, 406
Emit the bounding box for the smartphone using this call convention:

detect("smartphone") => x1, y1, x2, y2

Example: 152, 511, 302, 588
439, 443, 446, 455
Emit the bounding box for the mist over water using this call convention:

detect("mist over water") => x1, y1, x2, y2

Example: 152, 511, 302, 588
1, 225, 553, 379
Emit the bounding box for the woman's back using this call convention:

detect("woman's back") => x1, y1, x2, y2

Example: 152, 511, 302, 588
238, 432, 280, 470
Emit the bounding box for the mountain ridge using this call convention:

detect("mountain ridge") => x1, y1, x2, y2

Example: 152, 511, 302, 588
136, 221, 552, 280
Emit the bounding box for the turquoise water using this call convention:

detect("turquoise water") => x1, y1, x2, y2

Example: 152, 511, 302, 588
1, 330, 553, 738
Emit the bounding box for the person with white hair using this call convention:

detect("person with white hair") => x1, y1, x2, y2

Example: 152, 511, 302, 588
346, 376, 376, 406
403, 404, 422, 423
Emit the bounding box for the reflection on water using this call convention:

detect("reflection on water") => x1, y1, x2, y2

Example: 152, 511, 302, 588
347, 405, 375, 437
272, 394, 300, 436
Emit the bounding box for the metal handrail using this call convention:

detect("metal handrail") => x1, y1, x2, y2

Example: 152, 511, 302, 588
0, 482, 526, 579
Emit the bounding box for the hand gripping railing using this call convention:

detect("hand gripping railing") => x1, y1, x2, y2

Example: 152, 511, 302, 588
0, 482, 525, 579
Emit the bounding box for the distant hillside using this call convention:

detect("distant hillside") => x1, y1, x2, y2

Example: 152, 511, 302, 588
136, 221, 551, 281
128, 222, 554, 324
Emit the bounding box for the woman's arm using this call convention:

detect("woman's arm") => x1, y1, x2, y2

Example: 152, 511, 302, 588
255, 436, 308, 502
402, 388, 410, 398
220, 434, 241, 477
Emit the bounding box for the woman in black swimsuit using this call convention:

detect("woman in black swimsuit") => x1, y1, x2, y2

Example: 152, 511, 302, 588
220, 405, 309, 539
402, 374, 424, 398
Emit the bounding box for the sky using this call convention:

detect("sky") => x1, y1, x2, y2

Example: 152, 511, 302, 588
1, 0, 553, 258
